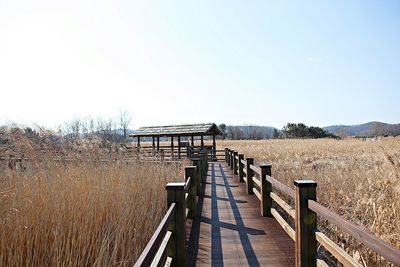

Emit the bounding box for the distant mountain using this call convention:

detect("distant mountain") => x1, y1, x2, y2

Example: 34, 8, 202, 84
324, 121, 400, 137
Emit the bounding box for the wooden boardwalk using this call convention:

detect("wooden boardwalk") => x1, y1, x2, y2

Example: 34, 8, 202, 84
136, 148, 400, 267
187, 162, 295, 266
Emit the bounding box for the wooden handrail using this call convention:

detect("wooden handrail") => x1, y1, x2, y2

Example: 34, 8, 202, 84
151, 230, 172, 267
266, 175, 295, 198
252, 176, 261, 188
226, 147, 400, 267
184, 177, 191, 192
315, 231, 362, 267
309, 199, 400, 266
249, 164, 261, 176
270, 192, 295, 219
135, 148, 208, 266
317, 259, 329, 267
271, 208, 295, 240
269, 184, 374, 267
134, 203, 176, 267
137, 147, 188, 150
253, 187, 261, 200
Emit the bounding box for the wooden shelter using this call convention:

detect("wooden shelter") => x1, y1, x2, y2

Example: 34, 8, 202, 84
129, 123, 222, 158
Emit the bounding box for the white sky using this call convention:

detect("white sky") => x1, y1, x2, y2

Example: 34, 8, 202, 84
1, 1, 399, 129
0, 1, 211, 129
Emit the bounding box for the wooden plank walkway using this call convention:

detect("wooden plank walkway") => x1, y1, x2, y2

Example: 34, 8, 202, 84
187, 162, 295, 266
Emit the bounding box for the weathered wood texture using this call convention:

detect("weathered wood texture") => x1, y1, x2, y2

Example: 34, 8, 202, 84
294, 180, 317, 267
130, 123, 222, 137
134, 204, 176, 267
166, 183, 186, 266
309, 199, 400, 266
187, 162, 295, 266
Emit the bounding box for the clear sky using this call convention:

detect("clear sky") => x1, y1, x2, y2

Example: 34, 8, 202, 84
0, 0, 399, 129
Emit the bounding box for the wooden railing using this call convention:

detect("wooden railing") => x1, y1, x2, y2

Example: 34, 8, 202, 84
131, 145, 225, 162
129, 146, 189, 160
225, 148, 400, 267
134, 149, 208, 267
188, 146, 225, 161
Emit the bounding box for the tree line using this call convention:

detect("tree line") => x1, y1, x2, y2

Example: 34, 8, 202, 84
218, 124, 275, 140
62, 111, 132, 148
218, 123, 337, 140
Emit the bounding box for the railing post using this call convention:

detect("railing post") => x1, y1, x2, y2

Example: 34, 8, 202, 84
233, 151, 238, 175
245, 158, 254, 195
229, 149, 233, 166
199, 151, 205, 182
201, 149, 208, 182
166, 182, 186, 266
185, 166, 197, 219
238, 154, 244, 182
225, 148, 228, 163
191, 158, 201, 196
260, 164, 272, 217
227, 149, 231, 165
230, 150, 234, 170
294, 180, 317, 267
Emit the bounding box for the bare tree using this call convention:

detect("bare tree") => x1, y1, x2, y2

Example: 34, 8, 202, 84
89, 117, 95, 135
81, 118, 89, 138
119, 110, 132, 140
226, 126, 245, 140
63, 118, 81, 140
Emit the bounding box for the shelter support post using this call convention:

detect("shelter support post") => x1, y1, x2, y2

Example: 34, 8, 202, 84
178, 136, 181, 159
171, 137, 174, 159
212, 134, 216, 159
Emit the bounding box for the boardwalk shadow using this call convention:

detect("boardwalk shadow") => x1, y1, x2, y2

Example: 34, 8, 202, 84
187, 163, 265, 267
187, 177, 206, 267
203, 195, 247, 204
204, 182, 239, 188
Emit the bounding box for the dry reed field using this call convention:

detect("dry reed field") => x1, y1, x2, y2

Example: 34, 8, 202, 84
0, 160, 184, 266
0, 130, 185, 266
218, 138, 400, 266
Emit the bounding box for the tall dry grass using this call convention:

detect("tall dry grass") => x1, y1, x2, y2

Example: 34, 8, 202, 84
0, 158, 184, 266
218, 138, 400, 266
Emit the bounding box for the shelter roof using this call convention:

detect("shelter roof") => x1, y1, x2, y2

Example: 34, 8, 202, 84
130, 123, 222, 137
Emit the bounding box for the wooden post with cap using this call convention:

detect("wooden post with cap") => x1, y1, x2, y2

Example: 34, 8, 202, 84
260, 164, 272, 217
238, 154, 244, 182
166, 182, 186, 266
191, 158, 201, 196
294, 180, 317, 267
185, 166, 197, 219
230, 150, 234, 170
233, 151, 238, 175
245, 158, 254, 195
